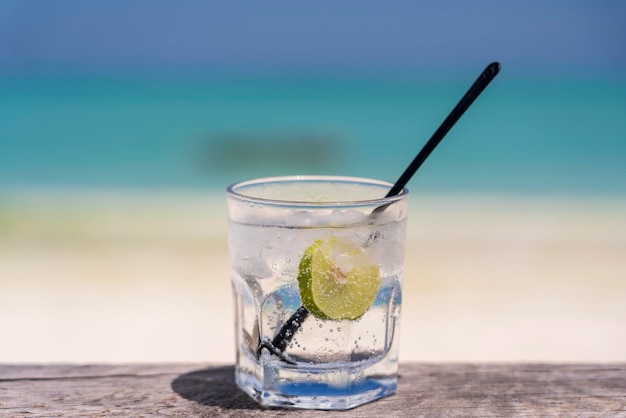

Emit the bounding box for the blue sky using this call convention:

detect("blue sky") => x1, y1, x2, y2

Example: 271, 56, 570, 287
0, 1, 624, 76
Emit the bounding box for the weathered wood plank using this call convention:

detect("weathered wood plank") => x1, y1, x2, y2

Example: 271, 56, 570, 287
1, 363, 625, 417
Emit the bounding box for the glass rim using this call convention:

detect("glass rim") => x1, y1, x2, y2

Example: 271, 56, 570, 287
227, 175, 408, 208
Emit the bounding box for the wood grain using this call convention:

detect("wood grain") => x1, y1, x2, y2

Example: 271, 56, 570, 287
1, 363, 624, 417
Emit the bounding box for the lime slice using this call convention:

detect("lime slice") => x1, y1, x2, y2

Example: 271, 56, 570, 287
297, 236, 381, 320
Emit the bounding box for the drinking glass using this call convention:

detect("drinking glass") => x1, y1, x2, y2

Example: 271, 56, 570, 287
227, 175, 408, 410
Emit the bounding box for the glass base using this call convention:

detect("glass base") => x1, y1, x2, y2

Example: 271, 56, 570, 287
235, 362, 397, 410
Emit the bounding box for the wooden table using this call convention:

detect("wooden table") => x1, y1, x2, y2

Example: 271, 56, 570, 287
1, 363, 624, 417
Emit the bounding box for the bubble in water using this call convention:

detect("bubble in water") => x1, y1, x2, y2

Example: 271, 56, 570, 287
286, 258, 291, 263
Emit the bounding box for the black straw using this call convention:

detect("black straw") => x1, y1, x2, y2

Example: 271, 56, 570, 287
260, 62, 501, 362
385, 61, 500, 197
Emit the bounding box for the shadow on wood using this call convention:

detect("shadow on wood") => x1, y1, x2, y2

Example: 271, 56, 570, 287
171, 365, 262, 410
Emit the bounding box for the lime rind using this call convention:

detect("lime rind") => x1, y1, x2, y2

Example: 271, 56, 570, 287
296, 240, 328, 319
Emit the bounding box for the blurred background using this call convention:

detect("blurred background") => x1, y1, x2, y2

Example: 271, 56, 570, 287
1, 1, 625, 364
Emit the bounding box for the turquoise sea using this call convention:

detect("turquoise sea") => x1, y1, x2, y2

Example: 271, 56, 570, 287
1, 75, 625, 195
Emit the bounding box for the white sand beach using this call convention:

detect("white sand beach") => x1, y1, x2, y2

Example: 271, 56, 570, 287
1, 190, 625, 364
